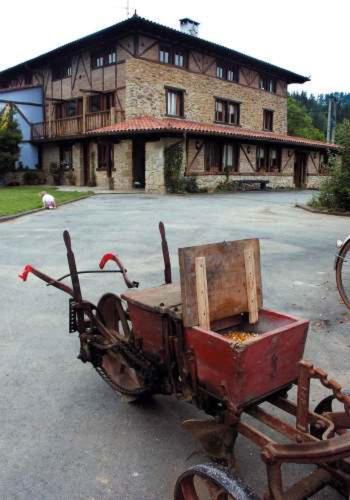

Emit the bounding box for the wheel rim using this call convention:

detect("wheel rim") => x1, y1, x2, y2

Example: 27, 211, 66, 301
174, 464, 258, 500
177, 474, 235, 500
336, 241, 350, 309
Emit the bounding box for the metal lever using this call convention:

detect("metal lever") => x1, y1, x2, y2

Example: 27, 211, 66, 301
18, 264, 74, 296
63, 230, 82, 302
159, 221, 172, 284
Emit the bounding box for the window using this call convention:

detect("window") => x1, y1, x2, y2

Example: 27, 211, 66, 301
215, 100, 225, 122
216, 65, 224, 79
59, 145, 73, 169
260, 76, 277, 93
91, 48, 116, 69
174, 50, 185, 67
256, 146, 281, 172
166, 88, 184, 117
88, 93, 115, 113
55, 99, 82, 119
205, 141, 239, 172
98, 143, 113, 170
52, 61, 72, 80
215, 99, 240, 125
160, 46, 171, 64
159, 46, 187, 67
263, 109, 274, 131
216, 62, 239, 83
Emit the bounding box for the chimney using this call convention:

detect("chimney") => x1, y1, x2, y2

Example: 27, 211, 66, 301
179, 18, 200, 37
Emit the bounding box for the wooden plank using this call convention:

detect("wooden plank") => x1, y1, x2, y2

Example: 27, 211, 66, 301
244, 247, 259, 324
195, 257, 210, 330
179, 239, 262, 327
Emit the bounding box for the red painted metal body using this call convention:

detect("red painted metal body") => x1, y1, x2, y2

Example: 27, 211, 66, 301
184, 309, 309, 411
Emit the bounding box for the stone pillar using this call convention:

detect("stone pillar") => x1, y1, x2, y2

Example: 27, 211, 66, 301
145, 140, 166, 194
72, 143, 84, 186
114, 140, 133, 191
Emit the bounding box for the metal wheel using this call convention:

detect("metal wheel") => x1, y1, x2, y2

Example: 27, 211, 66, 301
95, 293, 149, 400
336, 240, 350, 309
174, 464, 258, 500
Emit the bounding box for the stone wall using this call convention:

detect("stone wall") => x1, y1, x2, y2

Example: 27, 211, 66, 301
307, 175, 328, 189
194, 174, 295, 192
72, 143, 84, 186
126, 58, 288, 134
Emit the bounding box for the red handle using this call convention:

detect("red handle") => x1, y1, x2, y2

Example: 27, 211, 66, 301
18, 265, 34, 281
99, 253, 117, 269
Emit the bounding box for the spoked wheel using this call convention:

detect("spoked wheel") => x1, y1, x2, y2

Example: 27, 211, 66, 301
94, 293, 150, 400
310, 390, 350, 439
336, 240, 350, 309
174, 464, 258, 500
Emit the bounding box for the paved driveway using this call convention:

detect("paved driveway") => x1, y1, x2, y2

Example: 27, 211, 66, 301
1, 191, 349, 499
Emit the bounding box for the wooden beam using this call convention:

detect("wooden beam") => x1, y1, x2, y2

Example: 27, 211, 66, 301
195, 256, 210, 330
240, 144, 256, 172
244, 247, 259, 324
138, 40, 158, 57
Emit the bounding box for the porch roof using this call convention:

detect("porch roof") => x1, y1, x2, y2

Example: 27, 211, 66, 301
86, 116, 338, 150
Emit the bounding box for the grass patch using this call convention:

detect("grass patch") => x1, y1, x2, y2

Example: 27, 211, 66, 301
0, 186, 93, 217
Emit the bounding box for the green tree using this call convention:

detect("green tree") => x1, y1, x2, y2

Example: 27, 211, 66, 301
311, 120, 350, 211
0, 105, 22, 179
287, 97, 325, 141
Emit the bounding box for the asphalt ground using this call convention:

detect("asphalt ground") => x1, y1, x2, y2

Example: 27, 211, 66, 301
1, 191, 349, 499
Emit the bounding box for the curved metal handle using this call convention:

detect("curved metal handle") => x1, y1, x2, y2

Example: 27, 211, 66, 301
99, 253, 139, 288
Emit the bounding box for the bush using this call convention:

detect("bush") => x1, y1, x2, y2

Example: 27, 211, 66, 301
180, 176, 201, 193
23, 170, 44, 185
215, 180, 239, 192
164, 143, 183, 193
309, 121, 350, 211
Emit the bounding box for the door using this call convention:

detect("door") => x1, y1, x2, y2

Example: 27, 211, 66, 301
294, 152, 308, 188
132, 139, 145, 188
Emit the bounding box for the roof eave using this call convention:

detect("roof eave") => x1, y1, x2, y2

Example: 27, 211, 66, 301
0, 16, 309, 84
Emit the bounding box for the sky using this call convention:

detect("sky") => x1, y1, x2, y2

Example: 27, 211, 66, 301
1, 0, 348, 95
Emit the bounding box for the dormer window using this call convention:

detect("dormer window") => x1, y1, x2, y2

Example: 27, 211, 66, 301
91, 48, 116, 69
160, 46, 171, 64
260, 76, 277, 93
159, 46, 187, 68
174, 50, 185, 67
216, 62, 239, 83
52, 60, 72, 81
216, 65, 224, 79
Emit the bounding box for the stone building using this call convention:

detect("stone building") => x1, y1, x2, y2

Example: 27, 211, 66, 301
0, 15, 337, 192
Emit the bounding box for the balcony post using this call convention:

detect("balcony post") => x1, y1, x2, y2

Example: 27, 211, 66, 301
82, 95, 87, 134
48, 101, 52, 138
110, 106, 115, 125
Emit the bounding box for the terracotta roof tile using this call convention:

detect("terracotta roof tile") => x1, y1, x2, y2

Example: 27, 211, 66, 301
86, 116, 337, 150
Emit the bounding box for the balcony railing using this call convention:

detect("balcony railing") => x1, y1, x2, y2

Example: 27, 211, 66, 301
31, 108, 124, 140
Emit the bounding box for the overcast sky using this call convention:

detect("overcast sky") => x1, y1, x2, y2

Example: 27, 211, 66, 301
1, 0, 348, 95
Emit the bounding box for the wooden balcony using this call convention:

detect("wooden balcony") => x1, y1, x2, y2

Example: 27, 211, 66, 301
31, 108, 124, 140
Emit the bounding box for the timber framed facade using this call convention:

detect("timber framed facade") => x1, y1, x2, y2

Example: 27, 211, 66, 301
0, 14, 337, 192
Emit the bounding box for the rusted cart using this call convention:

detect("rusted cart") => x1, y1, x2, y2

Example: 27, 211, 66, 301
19, 224, 350, 499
